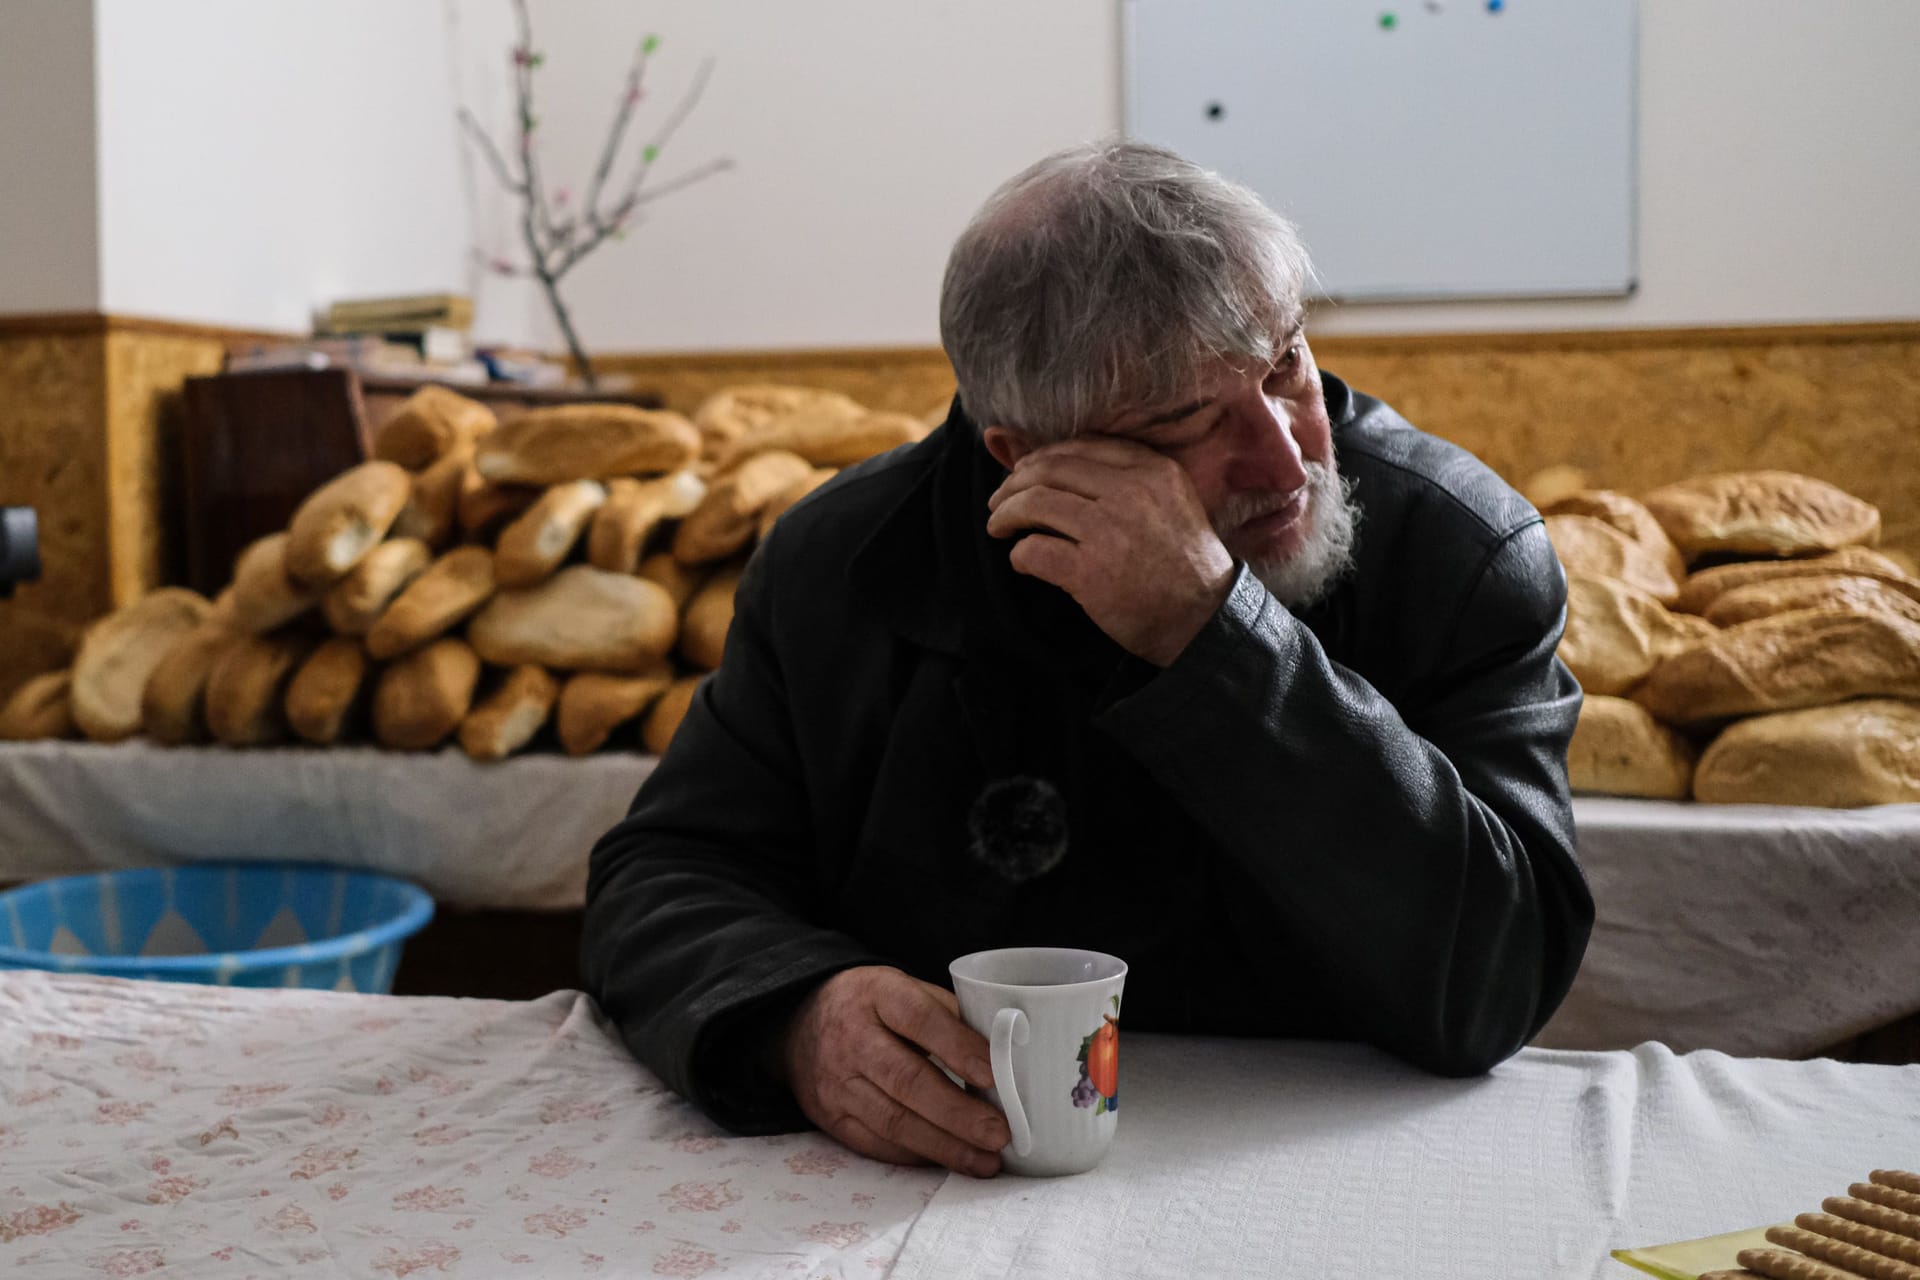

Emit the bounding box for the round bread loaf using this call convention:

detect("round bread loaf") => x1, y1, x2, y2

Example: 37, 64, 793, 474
1543, 490, 1686, 582
1559, 575, 1716, 696
142, 618, 243, 745
285, 636, 372, 746
230, 533, 325, 633
1693, 700, 1920, 807
71, 588, 216, 742
1544, 514, 1682, 604
205, 632, 315, 746
692, 385, 865, 457
555, 667, 674, 756
494, 480, 608, 588
0, 669, 77, 741
680, 566, 742, 671
467, 565, 677, 673
1637, 607, 1920, 725
1704, 574, 1920, 628
457, 665, 558, 762
475, 405, 701, 485
323, 538, 434, 636
642, 675, 703, 756
1567, 695, 1697, 799
284, 461, 412, 586
673, 451, 812, 565
1674, 547, 1918, 615
1641, 470, 1881, 558
373, 386, 496, 469
364, 547, 496, 661
373, 637, 481, 751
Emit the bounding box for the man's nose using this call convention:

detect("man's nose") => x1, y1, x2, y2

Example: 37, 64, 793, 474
1225, 398, 1310, 494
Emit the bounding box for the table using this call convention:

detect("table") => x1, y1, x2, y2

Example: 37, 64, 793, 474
4, 741, 1919, 1057
3, 970, 1915, 1279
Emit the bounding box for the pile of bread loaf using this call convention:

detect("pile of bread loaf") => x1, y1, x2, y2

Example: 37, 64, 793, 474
0, 385, 929, 760
1536, 468, 1920, 807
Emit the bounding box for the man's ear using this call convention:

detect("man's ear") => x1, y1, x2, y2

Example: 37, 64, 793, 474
981, 425, 1034, 472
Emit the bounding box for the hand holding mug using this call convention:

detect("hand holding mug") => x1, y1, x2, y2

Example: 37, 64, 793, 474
774, 965, 1013, 1177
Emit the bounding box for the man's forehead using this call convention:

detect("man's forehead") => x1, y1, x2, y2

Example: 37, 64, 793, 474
1100, 337, 1303, 434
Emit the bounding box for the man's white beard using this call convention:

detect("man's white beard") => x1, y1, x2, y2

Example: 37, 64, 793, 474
1211, 461, 1361, 610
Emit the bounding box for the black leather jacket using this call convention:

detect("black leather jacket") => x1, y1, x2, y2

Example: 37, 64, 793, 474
583, 373, 1593, 1133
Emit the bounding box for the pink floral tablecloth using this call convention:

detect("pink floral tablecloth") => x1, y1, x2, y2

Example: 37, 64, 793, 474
0, 971, 942, 1278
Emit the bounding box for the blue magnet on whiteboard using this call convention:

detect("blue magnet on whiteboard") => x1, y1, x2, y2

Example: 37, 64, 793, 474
1487, 0, 1504, 11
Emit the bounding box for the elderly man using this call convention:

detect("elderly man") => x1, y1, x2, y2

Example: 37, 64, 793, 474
583, 140, 1592, 1179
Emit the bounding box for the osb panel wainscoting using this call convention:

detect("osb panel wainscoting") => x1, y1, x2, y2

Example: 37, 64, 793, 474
0, 315, 235, 703
602, 322, 1920, 561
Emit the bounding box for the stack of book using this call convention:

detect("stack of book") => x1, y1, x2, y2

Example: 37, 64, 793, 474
227, 294, 563, 387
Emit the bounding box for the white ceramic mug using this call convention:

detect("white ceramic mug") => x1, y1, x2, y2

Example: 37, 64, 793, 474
949, 947, 1127, 1177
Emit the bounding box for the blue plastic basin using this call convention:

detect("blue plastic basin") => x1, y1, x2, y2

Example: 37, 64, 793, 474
0, 863, 434, 992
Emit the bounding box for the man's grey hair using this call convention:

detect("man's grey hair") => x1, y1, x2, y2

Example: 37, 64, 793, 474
940, 139, 1314, 443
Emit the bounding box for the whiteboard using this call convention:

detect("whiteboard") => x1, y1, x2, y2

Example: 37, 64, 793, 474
1123, 0, 1638, 302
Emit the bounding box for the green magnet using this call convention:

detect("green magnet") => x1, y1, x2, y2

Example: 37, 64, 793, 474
1379, 11, 1398, 28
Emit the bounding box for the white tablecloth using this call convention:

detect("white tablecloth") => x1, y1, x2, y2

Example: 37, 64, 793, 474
5, 971, 1916, 1280
4, 742, 1919, 1057
891, 1033, 1920, 1280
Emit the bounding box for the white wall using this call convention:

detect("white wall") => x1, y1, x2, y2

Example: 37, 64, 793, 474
474, 0, 1920, 349
92, 0, 531, 338
0, 2, 100, 313
13, 1, 1917, 344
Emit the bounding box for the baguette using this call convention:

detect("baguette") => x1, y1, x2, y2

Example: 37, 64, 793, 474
72, 588, 216, 742
364, 547, 496, 661
284, 461, 412, 586
372, 636, 482, 751
457, 665, 558, 762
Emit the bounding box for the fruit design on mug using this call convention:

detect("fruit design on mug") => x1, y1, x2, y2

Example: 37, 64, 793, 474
1070, 995, 1121, 1115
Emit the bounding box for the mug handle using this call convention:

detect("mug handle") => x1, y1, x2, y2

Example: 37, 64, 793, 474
991, 1007, 1032, 1157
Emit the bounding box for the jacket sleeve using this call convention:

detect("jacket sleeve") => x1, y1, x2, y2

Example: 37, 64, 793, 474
580, 533, 887, 1133
1094, 520, 1592, 1076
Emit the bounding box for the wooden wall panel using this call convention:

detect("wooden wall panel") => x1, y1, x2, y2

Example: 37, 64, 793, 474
0, 316, 232, 703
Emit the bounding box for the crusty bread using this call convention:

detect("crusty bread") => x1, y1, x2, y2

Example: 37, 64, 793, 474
1637, 607, 1920, 725
0, 669, 77, 741
1674, 547, 1918, 615
475, 405, 701, 484
493, 480, 607, 588
390, 446, 474, 549
673, 450, 813, 565
1543, 490, 1686, 582
364, 547, 496, 661
71, 588, 216, 742
555, 667, 674, 756
586, 471, 707, 574
1544, 514, 1682, 604
1704, 573, 1920, 629
1641, 470, 1881, 558
636, 552, 710, 611
372, 386, 496, 469
715, 407, 922, 473
1567, 695, 1697, 799
1693, 699, 1920, 806
372, 636, 481, 751
680, 565, 742, 671
757, 467, 835, 540
205, 632, 315, 747
230, 533, 325, 633
285, 636, 371, 746
641, 674, 702, 756
457, 665, 558, 762
456, 476, 541, 541
691, 385, 865, 457
141, 619, 243, 745
467, 565, 678, 673
284, 461, 412, 586
322, 537, 434, 636
1559, 575, 1717, 696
